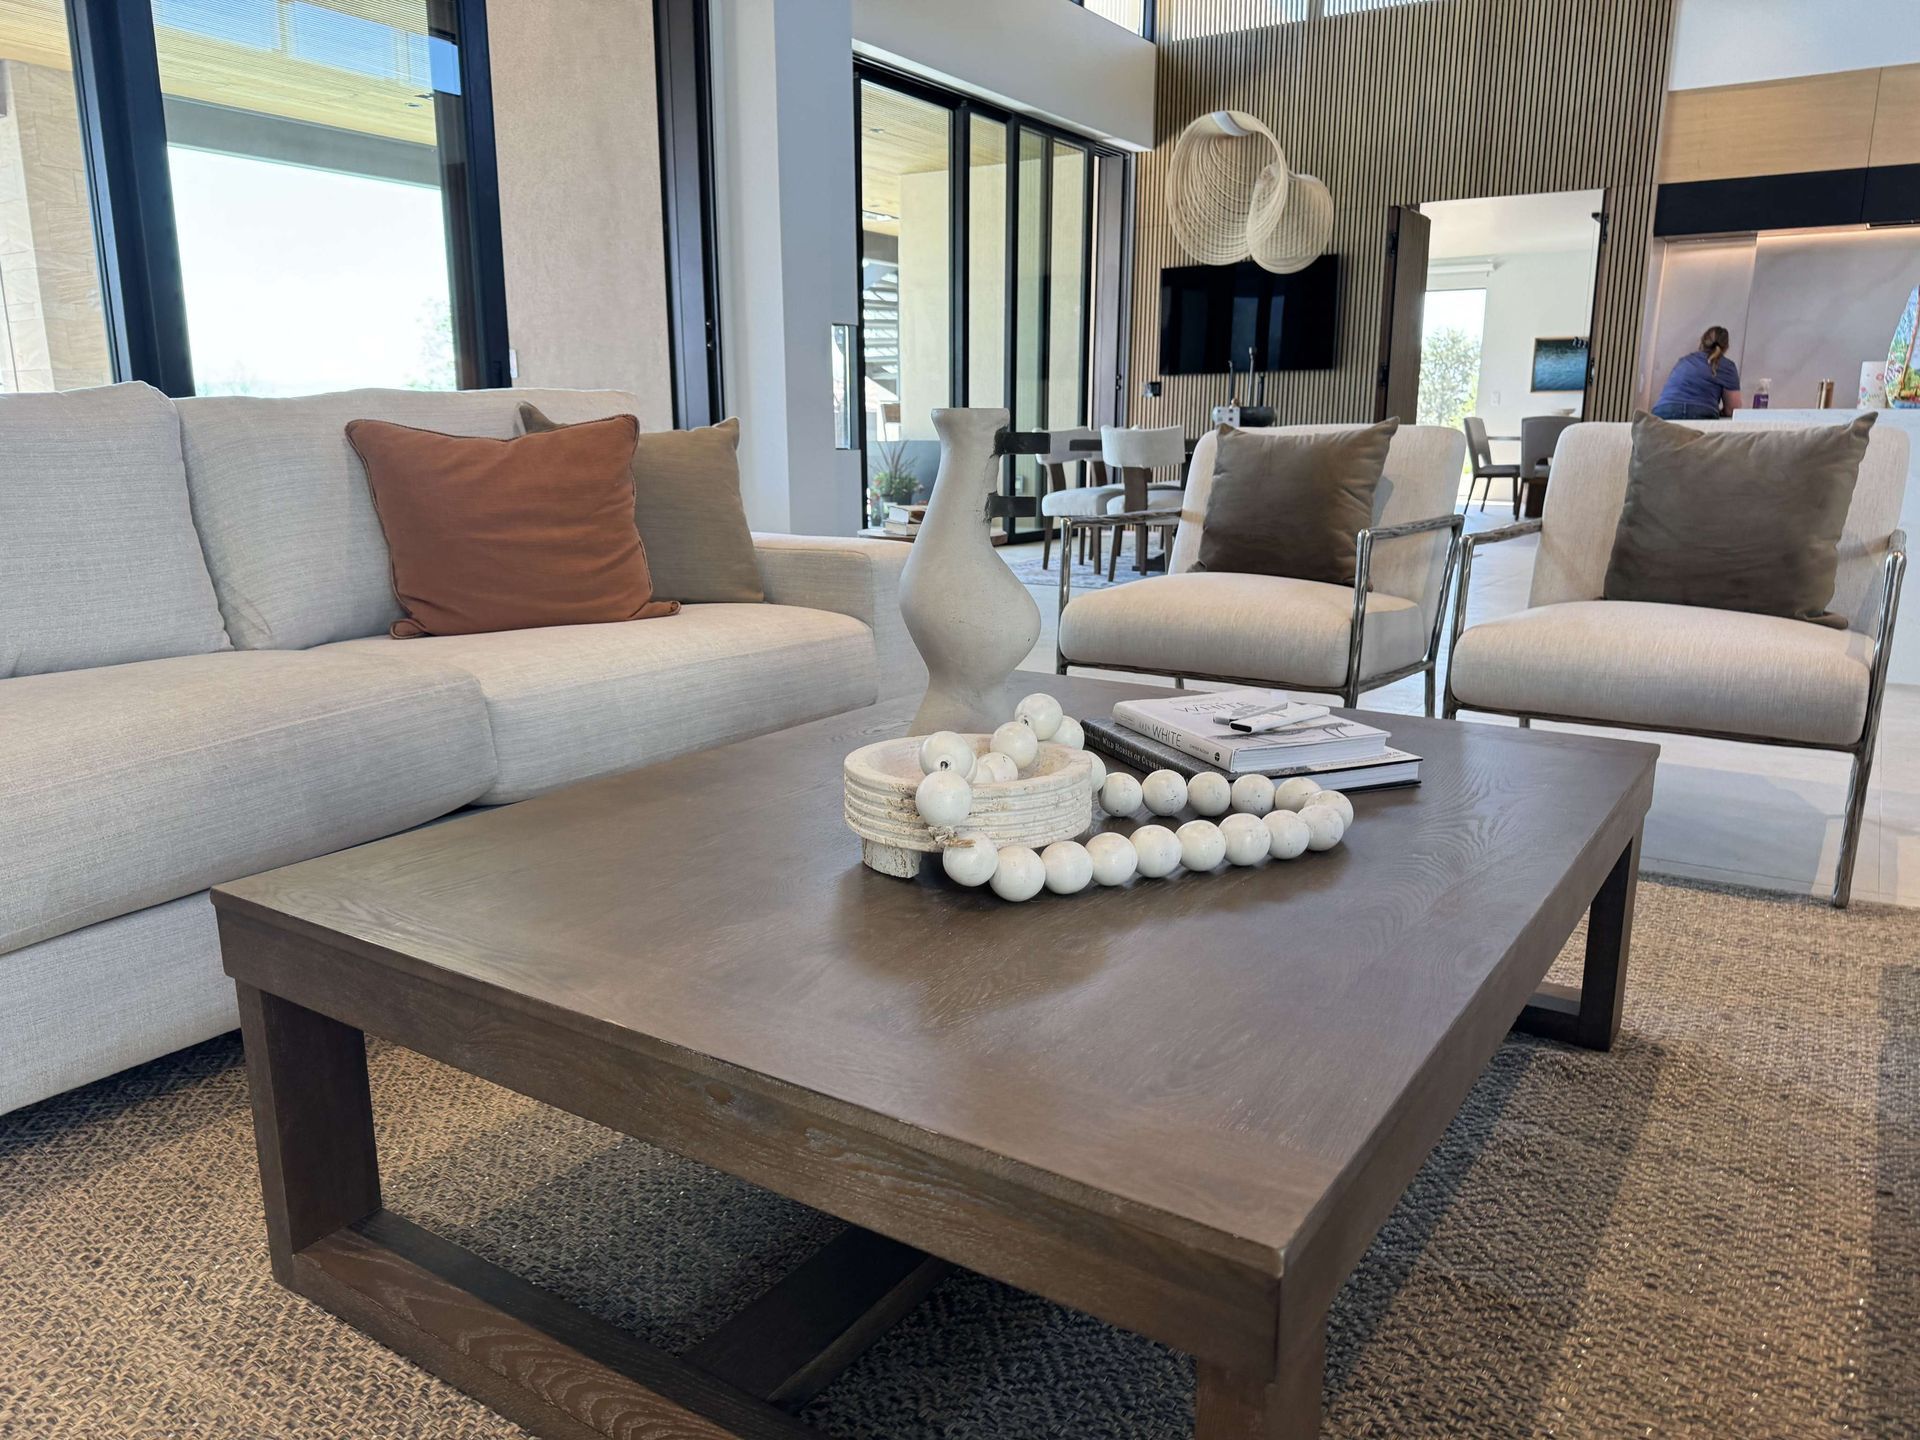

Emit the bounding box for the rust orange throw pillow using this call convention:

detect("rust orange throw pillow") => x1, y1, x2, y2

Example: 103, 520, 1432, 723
346, 416, 680, 638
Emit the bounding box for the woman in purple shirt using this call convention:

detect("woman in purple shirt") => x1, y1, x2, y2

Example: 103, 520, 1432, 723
1653, 326, 1743, 420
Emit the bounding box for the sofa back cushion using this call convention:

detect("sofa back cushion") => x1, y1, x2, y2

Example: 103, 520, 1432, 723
1, 382, 231, 677
177, 387, 641, 649
1532, 419, 1910, 633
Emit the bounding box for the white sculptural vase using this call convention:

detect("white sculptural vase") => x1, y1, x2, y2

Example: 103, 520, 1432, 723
898, 408, 1042, 735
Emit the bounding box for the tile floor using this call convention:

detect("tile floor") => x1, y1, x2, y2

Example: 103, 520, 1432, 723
1008, 521, 1920, 908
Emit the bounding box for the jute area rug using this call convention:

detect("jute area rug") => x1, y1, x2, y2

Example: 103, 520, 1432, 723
1, 878, 1914, 1438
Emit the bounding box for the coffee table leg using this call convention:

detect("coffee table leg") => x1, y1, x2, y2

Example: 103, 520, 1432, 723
1195, 1329, 1324, 1438
1514, 828, 1639, 1051
236, 981, 382, 1284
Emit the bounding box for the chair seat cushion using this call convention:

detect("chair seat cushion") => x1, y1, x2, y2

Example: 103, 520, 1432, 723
1448, 600, 1871, 745
1041, 485, 1124, 518
326, 604, 879, 805
0, 650, 496, 956
1105, 487, 1185, 514
1058, 572, 1427, 689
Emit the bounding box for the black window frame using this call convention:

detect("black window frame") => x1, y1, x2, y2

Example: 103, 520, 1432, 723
60, 0, 511, 397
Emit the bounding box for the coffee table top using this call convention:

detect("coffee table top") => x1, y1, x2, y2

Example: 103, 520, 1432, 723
215, 676, 1654, 1276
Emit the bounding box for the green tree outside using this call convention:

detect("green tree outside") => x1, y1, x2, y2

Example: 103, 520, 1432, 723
1417, 325, 1482, 430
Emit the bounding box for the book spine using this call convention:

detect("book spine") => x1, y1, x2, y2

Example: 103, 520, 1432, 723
1113, 712, 1236, 768
1084, 724, 1198, 779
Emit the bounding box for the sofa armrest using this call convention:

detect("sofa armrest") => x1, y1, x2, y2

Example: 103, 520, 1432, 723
752, 534, 926, 702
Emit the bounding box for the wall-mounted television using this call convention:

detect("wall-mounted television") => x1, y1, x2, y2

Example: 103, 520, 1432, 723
1531, 336, 1590, 392
1157, 256, 1339, 375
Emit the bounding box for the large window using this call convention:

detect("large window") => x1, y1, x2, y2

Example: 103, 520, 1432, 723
856, 69, 1119, 540
0, 2, 113, 392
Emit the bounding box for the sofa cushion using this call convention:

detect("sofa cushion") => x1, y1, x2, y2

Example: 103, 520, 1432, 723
325, 604, 878, 804
1058, 571, 1427, 689
1193, 419, 1396, 585
1448, 600, 1871, 746
1, 382, 231, 678
177, 387, 645, 651
0, 650, 496, 955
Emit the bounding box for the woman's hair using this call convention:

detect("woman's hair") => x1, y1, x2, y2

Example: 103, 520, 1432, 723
1700, 325, 1731, 374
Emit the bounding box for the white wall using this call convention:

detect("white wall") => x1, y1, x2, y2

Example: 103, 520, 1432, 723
1668, 0, 1920, 90
1428, 249, 1598, 439
853, 0, 1155, 151
489, 0, 672, 425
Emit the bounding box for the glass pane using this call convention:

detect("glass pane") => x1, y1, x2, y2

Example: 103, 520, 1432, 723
1008, 129, 1048, 530
967, 115, 1005, 410
859, 80, 951, 527
1048, 143, 1088, 428
0, 4, 113, 392
150, 0, 465, 394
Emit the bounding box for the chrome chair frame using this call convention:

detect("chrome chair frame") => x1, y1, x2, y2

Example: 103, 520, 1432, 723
1056, 510, 1466, 714
1443, 519, 1908, 908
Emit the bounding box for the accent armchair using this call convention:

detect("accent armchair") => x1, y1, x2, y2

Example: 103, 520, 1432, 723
1445, 420, 1909, 907
1056, 423, 1468, 711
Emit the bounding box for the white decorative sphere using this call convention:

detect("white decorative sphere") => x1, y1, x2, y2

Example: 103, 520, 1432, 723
1041, 841, 1094, 895
1177, 819, 1226, 871
1299, 803, 1346, 851
915, 770, 973, 827
989, 845, 1046, 901
941, 831, 999, 887
1052, 715, 1086, 751
1220, 812, 1271, 866
1142, 769, 1189, 816
1304, 787, 1354, 828
1230, 774, 1276, 816
1187, 771, 1232, 816
1014, 692, 1064, 740
1273, 777, 1322, 812
1086, 832, 1138, 886
990, 721, 1039, 771
1084, 752, 1107, 795
918, 731, 977, 780
1130, 824, 1182, 878
1100, 772, 1143, 816
1264, 809, 1311, 860
975, 751, 1020, 784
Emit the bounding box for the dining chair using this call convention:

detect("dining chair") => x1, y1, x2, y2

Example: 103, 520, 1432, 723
1463, 416, 1523, 514
1034, 428, 1115, 571
1518, 414, 1577, 518
1100, 425, 1186, 579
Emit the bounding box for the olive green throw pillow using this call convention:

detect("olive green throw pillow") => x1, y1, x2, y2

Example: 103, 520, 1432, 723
1193, 420, 1398, 586
1603, 412, 1874, 625
518, 407, 763, 604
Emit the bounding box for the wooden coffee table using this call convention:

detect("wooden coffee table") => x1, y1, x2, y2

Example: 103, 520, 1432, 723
215, 676, 1655, 1438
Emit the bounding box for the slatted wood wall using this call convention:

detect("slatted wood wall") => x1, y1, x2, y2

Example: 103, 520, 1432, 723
1130, 0, 1675, 429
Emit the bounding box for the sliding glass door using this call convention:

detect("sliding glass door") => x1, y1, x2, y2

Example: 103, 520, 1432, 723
855, 67, 1117, 540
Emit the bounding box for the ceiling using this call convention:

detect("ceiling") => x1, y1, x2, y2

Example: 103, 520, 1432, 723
1423, 188, 1605, 260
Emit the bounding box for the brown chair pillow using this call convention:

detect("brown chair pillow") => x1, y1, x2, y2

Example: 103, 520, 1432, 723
1603, 411, 1874, 625
1193, 420, 1398, 585
345, 415, 679, 639
518, 407, 763, 604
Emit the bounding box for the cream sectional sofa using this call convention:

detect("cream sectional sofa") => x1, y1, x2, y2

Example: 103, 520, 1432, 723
0, 382, 924, 1113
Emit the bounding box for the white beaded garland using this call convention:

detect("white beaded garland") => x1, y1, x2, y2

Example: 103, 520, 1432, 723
1187, 772, 1232, 817
989, 845, 1047, 901
915, 770, 973, 827
974, 751, 1020, 784
989, 721, 1039, 771
1041, 841, 1094, 895
1273, 777, 1322, 812
1085, 832, 1138, 886
1051, 715, 1086, 751
941, 831, 999, 886
1084, 751, 1107, 795
1264, 809, 1311, 859
917, 730, 977, 780
1177, 819, 1227, 871
1099, 771, 1143, 816
1230, 774, 1275, 816
1014, 693, 1063, 740
1305, 787, 1354, 828
1299, 803, 1346, 851
1142, 769, 1189, 816
1220, 812, 1271, 866
1130, 824, 1182, 878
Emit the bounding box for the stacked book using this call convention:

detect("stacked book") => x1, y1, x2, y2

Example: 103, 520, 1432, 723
1083, 687, 1421, 791
882, 503, 927, 538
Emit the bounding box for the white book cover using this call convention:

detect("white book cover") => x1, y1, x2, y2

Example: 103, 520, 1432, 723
1112, 688, 1389, 771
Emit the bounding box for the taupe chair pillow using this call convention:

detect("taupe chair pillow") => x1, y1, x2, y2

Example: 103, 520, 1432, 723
519, 407, 763, 604
1603, 412, 1874, 625
1193, 419, 1398, 586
